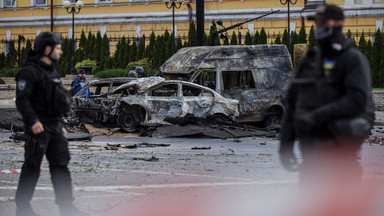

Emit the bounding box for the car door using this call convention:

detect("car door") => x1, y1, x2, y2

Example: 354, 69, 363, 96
146, 83, 183, 121
181, 84, 214, 118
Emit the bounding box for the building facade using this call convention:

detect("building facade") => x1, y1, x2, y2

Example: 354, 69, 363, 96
0, 0, 383, 54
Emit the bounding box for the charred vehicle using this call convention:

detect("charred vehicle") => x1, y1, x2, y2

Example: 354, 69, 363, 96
71, 77, 136, 122
160, 45, 294, 125
74, 77, 239, 131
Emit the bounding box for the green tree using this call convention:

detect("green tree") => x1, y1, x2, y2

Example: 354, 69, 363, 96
113, 40, 122, 68
21, 39, 32, 66
137, 37, 145, 60
245, 31, 252, 45
5, 40, 17, 68
165, 30, 173, 59
347, 29, 356, 47
372, 29, 384, 87
358, 32, 367, 54
253, 30, 259, 44
84, 31, 93, 60
94, 31, 102, 63
274, 34, 282, 44
365, 39, 373, 66
290, 31, 298, 56
206, 20, 220, 46
144, 31, 156, 66
119, 36, 127, 68
187, 21, 197, 47
298, 26, 307, 44
129, 40, 138, 63
99, 33, 110, 71
0, 53, 5, 69
76, 30, 86, 62
282, 29, 288, 49
258, 27, 267, 44
230, 31, 238, 45
308, 25, 316, 49
176, 37, 183, 51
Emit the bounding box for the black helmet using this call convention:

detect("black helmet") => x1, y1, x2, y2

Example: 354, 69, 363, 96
34, 32, 63, 54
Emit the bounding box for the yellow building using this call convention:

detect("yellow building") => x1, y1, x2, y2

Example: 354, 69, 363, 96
0, 0, 383, 54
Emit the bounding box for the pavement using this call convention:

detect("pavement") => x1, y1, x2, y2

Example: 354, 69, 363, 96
0, 99, 384, 216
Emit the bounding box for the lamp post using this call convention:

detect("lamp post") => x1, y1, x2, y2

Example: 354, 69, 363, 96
163, 0, 184, 54
63, 0, 83, 74
280, 0, 297, 53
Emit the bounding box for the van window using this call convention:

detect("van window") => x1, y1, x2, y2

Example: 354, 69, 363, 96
193, 71, 216, 90
222, 71, 255, 90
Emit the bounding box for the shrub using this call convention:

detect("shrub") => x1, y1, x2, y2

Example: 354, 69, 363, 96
94, 69, 129, 78
75, 59, 98, 74
126, 58, 158, 76
0, 68, 20, 77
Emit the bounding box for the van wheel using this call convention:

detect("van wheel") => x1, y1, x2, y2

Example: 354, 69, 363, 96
117, 111, 140, 132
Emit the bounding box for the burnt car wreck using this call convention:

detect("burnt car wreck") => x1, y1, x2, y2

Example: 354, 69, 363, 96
71, 77, 239, 131
160, 45, 294, 126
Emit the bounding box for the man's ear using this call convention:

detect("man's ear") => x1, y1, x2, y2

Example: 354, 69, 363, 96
43, 45, 52, 56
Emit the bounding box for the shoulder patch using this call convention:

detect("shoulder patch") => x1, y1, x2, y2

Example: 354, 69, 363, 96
17, 80, 27, 91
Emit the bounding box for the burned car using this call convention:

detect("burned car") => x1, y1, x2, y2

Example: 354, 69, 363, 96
74, 77, 239, 131
160, 45, 294, 126
71, 77, 136, 122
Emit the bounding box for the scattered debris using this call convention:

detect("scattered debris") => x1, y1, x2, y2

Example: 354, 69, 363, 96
133, 156, 159, 162
191, 147, 211, 150
260, 142, 266, 145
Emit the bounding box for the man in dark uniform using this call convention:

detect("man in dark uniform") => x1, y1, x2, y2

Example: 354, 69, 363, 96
279, 5, 374, 183
15, 32, 88, 216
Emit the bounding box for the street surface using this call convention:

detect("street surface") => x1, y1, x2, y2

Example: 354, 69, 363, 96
1, 133, 384, 216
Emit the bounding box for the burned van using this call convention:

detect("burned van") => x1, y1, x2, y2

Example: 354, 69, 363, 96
160, 45, 294, 125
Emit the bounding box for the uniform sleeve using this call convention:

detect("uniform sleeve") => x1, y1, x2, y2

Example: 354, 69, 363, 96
279, 84, 297, 153
310, 50, 371, 123
15, 68, 40, 126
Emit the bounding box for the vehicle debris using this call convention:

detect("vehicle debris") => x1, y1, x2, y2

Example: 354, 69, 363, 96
133, 156, 159, 162
160, 45, 294, 127
191, 147, 211, 150
72, 77, 239, 131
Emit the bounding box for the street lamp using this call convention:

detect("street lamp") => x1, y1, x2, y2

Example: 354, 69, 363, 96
280, 0, 297, 53
64, 0, 83, 74
163, 0, 184, 54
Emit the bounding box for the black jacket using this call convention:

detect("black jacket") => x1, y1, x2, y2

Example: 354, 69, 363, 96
15, 51, 62, 126
280, 38, 375, 152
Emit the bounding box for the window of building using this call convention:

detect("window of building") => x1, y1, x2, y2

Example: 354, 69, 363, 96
4, 0, 16, 7
32, 0, 46, 5
97, 0, 113, 3
354, 0, 363, 4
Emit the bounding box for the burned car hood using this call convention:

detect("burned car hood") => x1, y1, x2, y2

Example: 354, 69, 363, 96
113, 77, 165, 92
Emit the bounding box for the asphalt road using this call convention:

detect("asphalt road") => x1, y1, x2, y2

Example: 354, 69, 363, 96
1, 132, 384, 216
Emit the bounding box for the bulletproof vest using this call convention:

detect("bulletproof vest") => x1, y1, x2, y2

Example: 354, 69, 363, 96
293, 48, 344, 113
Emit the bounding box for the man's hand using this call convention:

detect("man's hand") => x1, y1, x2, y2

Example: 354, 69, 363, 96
280, 150, 300, 171
31, 121, 44, 134
62, 127, 67, 135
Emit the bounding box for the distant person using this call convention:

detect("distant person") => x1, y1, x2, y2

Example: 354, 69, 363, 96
15, 31, 88, 216
72, 69, 90, 96
135, 66, 147, 77
128, 70, 138, 78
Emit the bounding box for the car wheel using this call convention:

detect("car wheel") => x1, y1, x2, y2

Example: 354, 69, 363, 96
263, 110, 282, 128
117, 111, 140, 132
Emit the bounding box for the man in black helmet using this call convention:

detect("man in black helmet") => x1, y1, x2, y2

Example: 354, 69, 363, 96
279, 5, 374, 183
15, 32, 88, 216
